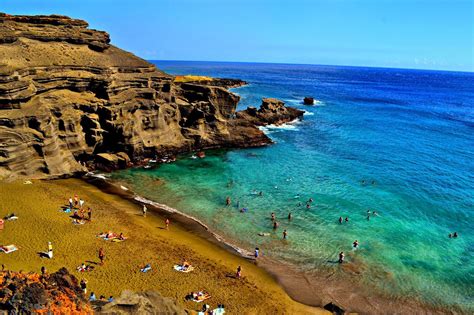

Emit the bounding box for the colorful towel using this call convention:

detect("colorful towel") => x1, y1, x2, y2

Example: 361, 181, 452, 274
0, 245, 18, 254
173, 265, 195, 273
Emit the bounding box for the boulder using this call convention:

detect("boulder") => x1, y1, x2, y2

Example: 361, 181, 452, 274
303, 97, 314, 105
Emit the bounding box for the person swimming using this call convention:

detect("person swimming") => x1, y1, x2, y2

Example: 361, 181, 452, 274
372, 211, 378, 216
308, 198, 313, 203
283, 229, 288, 239
353, 240, 359, 248
273, 221, 279, 230
345, 217, 349, 222
306, 204, 310, 209
453, 232, 458, 238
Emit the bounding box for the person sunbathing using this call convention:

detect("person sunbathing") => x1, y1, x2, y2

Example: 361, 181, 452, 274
182, 259, 191, 269
140, 264, 152, 273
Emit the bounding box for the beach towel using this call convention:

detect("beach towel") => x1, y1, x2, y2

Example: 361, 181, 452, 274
72, 220, 85, 225
173, 264, 195, 273
0, 245, 18, 253
62, 208, 72, 213
140, 264, 152, 273
5, 216, 18, 221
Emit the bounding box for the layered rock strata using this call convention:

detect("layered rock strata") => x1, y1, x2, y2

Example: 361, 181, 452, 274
0, 13, 303, 179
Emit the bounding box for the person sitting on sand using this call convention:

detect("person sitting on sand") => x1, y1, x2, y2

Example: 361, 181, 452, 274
182, 259, 191, 269
119, 233, 126, 240
339, 251, 345, 264
89, 292, 96, 302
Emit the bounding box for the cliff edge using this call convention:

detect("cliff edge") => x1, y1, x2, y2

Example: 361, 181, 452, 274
0, 13, 303, 179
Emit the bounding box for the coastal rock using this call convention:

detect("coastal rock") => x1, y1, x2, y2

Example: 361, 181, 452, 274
94, 290, 186, 314
0, 13, 301, 179
0, 268, 91, 313
303, 97, 314, 105
236, 98, 304, 126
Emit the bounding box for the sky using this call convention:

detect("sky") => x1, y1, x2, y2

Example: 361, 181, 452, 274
2, 0, 473, 72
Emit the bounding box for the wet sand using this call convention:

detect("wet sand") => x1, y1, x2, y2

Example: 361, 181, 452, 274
0, 178, 325, 314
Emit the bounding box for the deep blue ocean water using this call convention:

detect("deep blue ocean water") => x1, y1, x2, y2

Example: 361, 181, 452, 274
112, 61, 474, 310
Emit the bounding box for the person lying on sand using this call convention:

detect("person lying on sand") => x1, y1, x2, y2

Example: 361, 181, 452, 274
182, 259, 191, 269
186, 291, 211, 302
77, 263, 94, 272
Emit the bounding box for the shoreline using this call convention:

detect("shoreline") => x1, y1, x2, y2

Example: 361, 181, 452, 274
85, 174, 465, 315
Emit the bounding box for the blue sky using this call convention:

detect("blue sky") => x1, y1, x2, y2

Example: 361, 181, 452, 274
2, 0, 473, 71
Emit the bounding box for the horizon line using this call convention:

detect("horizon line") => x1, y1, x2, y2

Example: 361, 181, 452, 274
147, 58, 474, 74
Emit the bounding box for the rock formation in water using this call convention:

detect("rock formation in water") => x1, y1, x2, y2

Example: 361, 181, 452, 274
0, 13, 303, 179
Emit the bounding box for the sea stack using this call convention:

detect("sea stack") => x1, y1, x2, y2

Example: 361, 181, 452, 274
303, 97, 314, 105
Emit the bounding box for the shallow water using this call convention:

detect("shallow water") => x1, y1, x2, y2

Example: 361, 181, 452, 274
111, 61, 474, 311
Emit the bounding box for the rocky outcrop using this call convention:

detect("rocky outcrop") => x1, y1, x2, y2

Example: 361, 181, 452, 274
0, 13, 302, 179
0, 268, 91, 313
94, 290, 186, 314
303, 97, 314, 105
236, 98, 304, 126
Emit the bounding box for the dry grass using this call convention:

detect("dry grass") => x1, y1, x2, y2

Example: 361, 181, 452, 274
0, 179, 325, 314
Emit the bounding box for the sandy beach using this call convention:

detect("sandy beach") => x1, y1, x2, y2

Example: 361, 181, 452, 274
0, 178, 327, 314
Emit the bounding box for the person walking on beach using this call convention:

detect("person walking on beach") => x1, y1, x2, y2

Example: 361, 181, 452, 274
283, 229, 288, 240
98, 248, 105, 265
87, 207, 92, 221
338, 251, 345, 264
165, 218, 170, 230
226, 196, 231, 206
236, 265, 242, 279
47, 242, 53, 259
142, 205, 147, 217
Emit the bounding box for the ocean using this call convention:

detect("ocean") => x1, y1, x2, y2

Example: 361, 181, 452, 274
111, 61, 474, 311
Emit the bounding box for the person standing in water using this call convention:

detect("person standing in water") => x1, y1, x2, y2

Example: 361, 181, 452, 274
345, 217, 349, 222
339, 216, 343, 224
288, 212, 292, 221
283, 229, 288, 240
273, 221, 279, 230
338, 251, 345, 264
353, 240, 359, 249
271, 212, 275, 221
226, 196, 231, 206
142, 205, 147, 217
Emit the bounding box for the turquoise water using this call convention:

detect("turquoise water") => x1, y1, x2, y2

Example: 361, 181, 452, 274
111, 62, 474, 311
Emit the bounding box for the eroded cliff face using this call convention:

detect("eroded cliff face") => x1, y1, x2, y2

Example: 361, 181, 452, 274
0, 13, 302, 179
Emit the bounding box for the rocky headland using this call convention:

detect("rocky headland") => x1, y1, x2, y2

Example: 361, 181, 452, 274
0, 13, 303, 179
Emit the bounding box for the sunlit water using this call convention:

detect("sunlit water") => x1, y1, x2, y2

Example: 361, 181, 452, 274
111, 61, 474, 311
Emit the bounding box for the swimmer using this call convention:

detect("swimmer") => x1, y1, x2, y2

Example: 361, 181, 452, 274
308, 198, 313, 203
361, 180, 366, 185
453, 232, 458, 238
372, 180, 376, 185
339, 216, 343, 224
306, 204, 310, 209
273, 221, 279, 230
353, 240, 359, 248
372, 211, 378, 216
367, 214, 370, 221
259, 191, 263, 196
345, 217, 349, 222
283, 229, 288, 239
288, 212, 292, 220
338, 251, 345, 264
449, 233, 452, 238
294, 194, 300, 199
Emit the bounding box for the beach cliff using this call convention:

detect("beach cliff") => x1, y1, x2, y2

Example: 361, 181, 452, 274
0, 13, 303, 179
